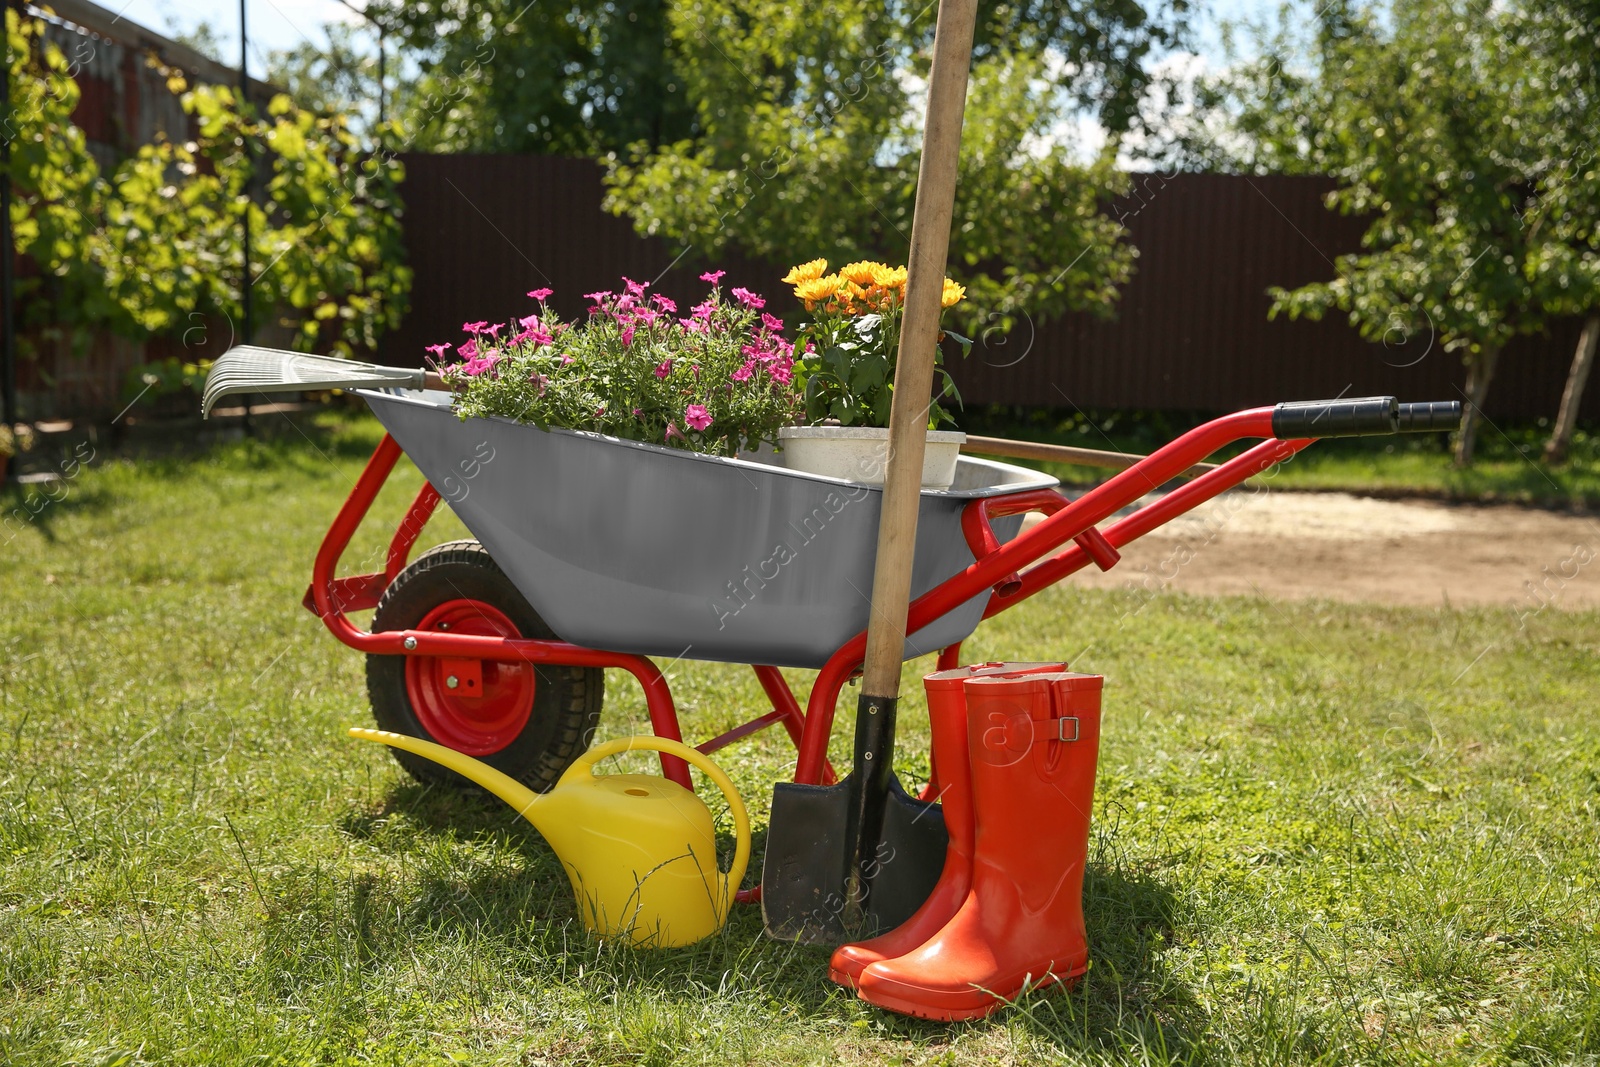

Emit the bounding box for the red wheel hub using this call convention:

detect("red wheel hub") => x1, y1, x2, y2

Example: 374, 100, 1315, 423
404, 599, 536, 756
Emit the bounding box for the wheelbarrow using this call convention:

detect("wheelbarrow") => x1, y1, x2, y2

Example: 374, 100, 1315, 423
203, 347, 1459, 930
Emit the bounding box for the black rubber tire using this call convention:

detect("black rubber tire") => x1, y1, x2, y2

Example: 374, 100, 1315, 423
365, 539, 603, 793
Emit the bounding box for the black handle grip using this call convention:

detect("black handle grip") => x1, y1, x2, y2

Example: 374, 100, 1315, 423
1396, 401, 1462, 432
1271, 397, 1399, 438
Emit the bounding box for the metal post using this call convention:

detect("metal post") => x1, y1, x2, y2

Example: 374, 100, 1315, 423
238, 0, 253, 431
238, 0, 253, 347
377, 22, 386, 129
2, 0, 17, 431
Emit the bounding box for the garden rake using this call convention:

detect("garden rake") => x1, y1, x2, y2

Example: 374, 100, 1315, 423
201, 345, 426, 418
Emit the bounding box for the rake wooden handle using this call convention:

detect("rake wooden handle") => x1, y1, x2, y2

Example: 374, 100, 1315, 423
860, 0, 981, 698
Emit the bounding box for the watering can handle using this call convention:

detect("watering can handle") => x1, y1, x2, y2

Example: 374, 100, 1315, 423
564, 737, 752, 895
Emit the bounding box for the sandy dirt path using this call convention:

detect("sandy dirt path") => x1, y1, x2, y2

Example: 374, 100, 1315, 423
1029, 490, 1600, 613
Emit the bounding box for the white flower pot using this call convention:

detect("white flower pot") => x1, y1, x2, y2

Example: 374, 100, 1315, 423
778, 426, 967, 490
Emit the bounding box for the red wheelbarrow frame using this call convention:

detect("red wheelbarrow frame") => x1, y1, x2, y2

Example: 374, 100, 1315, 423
306, 404, 1307, 793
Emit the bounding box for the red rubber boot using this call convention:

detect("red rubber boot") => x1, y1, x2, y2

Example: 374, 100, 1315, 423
828, 662, 1065, 988
856, 671, 1103, 1021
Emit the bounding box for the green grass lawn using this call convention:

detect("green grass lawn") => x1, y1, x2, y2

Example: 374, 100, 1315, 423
960, 406, 1600, 507
2, 412, 1597, 1065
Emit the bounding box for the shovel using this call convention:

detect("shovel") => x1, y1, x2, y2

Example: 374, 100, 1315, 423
761, 0, 983, 945
201, 345, 428, 417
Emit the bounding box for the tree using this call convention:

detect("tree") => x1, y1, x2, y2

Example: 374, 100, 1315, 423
92, 79, 412, 357
600, 0, 1181, 331
366, 0, 697, 155
1526, 0, 1600, 463
1201, 0, 1599, 465
3, 8, 411, 372
264, 23, 387, 130
368, 0, 1186, 157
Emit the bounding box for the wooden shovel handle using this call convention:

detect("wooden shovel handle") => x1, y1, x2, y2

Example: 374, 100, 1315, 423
860, 0, 981, 698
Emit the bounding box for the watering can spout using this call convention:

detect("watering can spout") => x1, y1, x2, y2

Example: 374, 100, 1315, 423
348, 728, 750, 948
348, 727, 542, 816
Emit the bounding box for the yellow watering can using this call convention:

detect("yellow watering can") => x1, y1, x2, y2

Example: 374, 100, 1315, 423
349, 728, 750, 948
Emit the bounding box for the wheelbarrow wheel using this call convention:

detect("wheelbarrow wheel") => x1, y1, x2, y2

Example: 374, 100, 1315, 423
366, 540, 604, 793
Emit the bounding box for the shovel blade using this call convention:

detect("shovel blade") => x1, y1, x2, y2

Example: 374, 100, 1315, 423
761, 772, 947, 943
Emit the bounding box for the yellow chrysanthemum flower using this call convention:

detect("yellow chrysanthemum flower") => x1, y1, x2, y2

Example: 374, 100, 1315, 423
794, 274, 842, 305
878, 265, 908, 290
783, 258, 829, 287
839, 260, 890, 287
940, 278, 966, 308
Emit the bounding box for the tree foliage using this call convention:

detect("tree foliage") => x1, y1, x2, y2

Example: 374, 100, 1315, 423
369, 0, 1184, 181
4, 8, 411, 365
369, 0, 697, 155
1187, 0, 1600, 464
601, 0, 1171, 332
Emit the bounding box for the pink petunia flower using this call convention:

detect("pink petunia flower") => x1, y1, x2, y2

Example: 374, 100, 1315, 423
700, 270, 726, 284
459, 338, 479, 360
461, 352, 500, 377
484, 322, 504, 339
519, 314, 541, 330
731, 287, 764, 309
561, 354, 575, 364
684, 404, 712, 431
528, 371, 550, 393
760, 312, 784, 332
622, 276, 649, 297
462, 321, 489, 335
528, 287, 554, 301
584, 291, 612, 304
424, 343, 452, 358
654, 359, 673, 379
665, 421, 684, 441
731, 361, 755, 382
633, 407, 644, 419
769, 359, 793, 385
620, 324, 636, 346
652, 294, 677, 314
691, 299, 715, 320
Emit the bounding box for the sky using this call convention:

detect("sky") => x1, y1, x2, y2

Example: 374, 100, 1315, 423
144, 0, 1288, 80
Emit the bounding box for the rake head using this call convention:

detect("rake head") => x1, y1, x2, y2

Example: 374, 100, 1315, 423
201, 346, 426, 418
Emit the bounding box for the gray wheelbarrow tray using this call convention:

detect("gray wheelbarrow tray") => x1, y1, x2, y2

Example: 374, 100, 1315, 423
361, 388, 1057, 669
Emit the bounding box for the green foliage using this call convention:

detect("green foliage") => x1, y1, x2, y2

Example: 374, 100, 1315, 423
369, 0, 696, 155
3, 9, 411, 361
264, 22, 386, 127
125, 357, 213, 402
445, 278, 801, 455
1191, 0, 1600, 463
0, 420, 35, 457
601, 2, 1144, 332
3, 10, 115, 341
1257, 1, 1592, 348
370, 0, 1185, 158
781, 260, 966, 428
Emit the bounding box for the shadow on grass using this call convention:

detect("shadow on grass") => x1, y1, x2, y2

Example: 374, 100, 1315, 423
0, 478, 115, 543
324, 776, 1209, 1053
856, 862, 1208, 1061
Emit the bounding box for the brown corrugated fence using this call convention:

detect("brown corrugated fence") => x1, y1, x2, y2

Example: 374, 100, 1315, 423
381, 155, 1588, 420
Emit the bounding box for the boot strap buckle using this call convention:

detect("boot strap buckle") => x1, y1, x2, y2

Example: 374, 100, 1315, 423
1055, 716, 1079, 742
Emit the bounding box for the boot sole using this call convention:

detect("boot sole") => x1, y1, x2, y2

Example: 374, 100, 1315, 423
858, 965, 1087, 1022
828, 965, 863, 989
